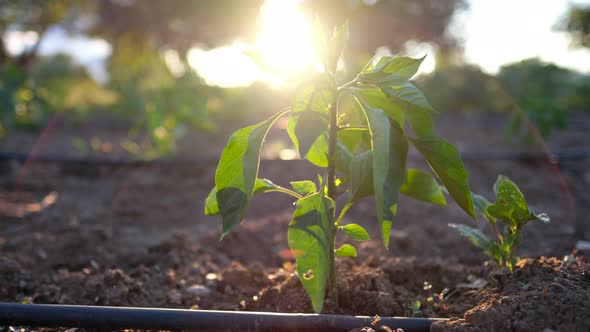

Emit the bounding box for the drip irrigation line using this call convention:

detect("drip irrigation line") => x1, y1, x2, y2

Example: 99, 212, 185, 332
0, 151, 218, 167
0, 303, 444, 332
0, 148, 588, 167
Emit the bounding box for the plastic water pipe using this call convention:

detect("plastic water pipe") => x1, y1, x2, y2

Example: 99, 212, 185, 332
0, 302, 445, 332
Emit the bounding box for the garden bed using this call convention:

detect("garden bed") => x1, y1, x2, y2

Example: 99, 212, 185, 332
0, 113, 589, 331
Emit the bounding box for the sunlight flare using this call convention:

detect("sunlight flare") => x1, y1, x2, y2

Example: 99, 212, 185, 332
255, 0, 318, 74
188, 0, 318, 87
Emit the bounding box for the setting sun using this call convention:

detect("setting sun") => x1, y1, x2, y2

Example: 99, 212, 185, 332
188, 0, 318, 87
255, 0, 318, 74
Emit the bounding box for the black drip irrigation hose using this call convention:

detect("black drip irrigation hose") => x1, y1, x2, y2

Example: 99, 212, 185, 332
0, 303, 444, 332
0, 148, 589, 167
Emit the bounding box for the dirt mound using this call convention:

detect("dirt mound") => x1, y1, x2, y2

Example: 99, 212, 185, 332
432, 256, 590, 331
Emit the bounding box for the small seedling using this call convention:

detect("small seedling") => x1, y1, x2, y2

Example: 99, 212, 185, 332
450, 175, 549, 271
408, 300, 421, 317
205, 23, 476, 313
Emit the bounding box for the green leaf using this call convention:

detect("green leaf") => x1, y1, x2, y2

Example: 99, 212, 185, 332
324, 21, 349, 72
291, 82, 314, 114
335, 141, 354, 172
302, 132, 330, 167
504, 230, 522, 249
356, 56, 434, 115
359, 102, 408, 249
204, 186, 219, 215
340, 224, 370, 241
487, 175, 548, 228
449, 224, 493, 252
400, 169, 446, 205
215, 109, 290, 239
338, 126, 371, 153
381, 81, 435, 114
410, 136, 475, 219
471, 192, 496, 224
206, 178, 296, 216
359, 55, 391, 75
254, 178, 281, 194
450, 224, 506, 268
489, 176, 529, 223
350, 85, 404, 127
288, 193, 334, 313
405, 106, 435, 138
353, 62, 435, 137
290, 180, 317, 195
359, 55, 425, 81
288, 111, 328, 158
382, 55, 426, 79
348, 150, 374, 202
335, 244, 357, 257
288, 78, 333, 157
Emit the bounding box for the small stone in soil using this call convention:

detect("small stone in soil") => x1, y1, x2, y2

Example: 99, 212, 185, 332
186, 284, 210, 297
205, 272, 218, 287
167, 289, 182, 304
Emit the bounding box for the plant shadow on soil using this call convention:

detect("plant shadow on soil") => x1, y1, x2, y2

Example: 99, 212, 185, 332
1, 113, 590, 331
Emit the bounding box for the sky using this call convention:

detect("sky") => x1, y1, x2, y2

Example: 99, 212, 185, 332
4, 0, 590, 86
459, 0, 590, 74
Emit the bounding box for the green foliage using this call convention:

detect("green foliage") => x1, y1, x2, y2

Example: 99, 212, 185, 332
416, 60, 590, 142
340, 224, 370, 241
408, 300, 422, 317
288, 193, 335, 312
0, 55, 113, 135
399, 169, 446, 206
206, 23, 474, 313
334, 244, 357, 257
409, 136, 475, 218
497, 58, 576, 138
30, 55, 116, 115
450, 176, 549, 270
556, 4, 590, 48
415, 65, 510, 113
214, 109, 290, 239
108, 39, 214, 158
0, 63, 49, 132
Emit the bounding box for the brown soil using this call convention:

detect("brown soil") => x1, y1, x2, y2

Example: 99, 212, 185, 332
0, 112, 589, 331
432, 257, 590, 332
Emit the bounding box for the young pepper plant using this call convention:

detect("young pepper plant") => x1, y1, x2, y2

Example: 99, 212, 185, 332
204, 23, 476, 313
450, 175, 549, 271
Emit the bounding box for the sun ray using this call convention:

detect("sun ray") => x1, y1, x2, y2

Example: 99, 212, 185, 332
255, 0, 318, 74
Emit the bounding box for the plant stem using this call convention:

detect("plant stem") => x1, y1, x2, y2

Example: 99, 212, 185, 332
338, 126, 369, 131
326, 95, 339, 307
266, 188, 303, 199
335, 201, 353, 229
327, 101, 338, 204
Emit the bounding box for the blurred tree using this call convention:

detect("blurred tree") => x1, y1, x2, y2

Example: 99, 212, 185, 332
0, 0, 264, 155
415, 64, 510, 113
89, 0, 263, 53
0, 0, 87, 69
497, 58, 589, 137
302, 0, 467, 65
107, 35, 214, 158
0, 53, 115, 135
556, 4, 590, 48
30, 54, 116, 115
0, 62, 49, 132
0, 1, 92, 135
